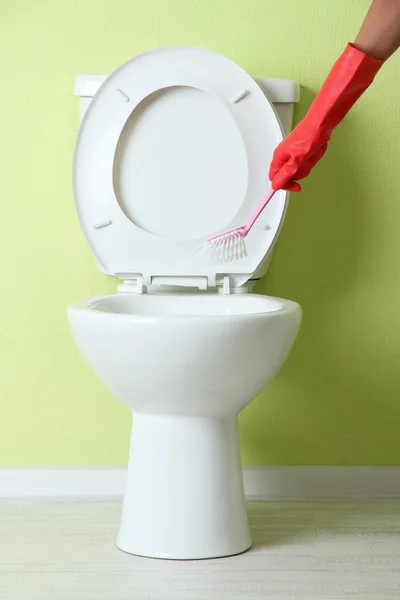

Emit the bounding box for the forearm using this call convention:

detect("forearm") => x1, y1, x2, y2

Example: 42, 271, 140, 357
354, 0, 400, 59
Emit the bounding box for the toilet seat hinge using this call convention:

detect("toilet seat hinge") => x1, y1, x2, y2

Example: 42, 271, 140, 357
216, 276, 251, 295
117, 276, 144, 294
222, 275, 230, 295
220, 276, 231, 295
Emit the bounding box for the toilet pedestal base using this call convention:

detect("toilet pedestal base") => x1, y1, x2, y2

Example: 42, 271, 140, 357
117, 413, 252, 560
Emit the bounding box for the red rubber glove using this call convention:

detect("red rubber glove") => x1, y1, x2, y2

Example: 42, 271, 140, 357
269, 43, 384, 192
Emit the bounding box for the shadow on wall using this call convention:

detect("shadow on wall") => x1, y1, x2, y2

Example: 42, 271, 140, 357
240, 86, 400, 466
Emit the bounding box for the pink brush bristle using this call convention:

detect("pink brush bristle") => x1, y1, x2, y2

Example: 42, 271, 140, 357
199, 231, 247, 264
199, 187, 276, 265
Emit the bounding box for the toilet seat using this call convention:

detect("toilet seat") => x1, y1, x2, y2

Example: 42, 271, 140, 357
73, 46, 287, 290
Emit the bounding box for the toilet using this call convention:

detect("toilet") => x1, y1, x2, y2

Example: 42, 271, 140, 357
68, 46, 302, 560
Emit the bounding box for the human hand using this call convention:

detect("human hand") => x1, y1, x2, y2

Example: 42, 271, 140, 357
269, 122, 328, 192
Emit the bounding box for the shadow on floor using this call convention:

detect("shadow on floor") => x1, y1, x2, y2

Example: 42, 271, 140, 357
247, 500, 400, 550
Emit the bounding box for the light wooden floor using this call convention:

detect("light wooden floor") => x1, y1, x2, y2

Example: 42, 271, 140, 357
1, 499, 400, 599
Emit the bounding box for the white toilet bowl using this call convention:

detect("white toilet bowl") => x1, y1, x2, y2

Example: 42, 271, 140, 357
68, 293, 301, 559
69, 47, 301, 559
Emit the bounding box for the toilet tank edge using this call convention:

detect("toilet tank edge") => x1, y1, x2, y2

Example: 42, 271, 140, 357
73, 74, 300, 123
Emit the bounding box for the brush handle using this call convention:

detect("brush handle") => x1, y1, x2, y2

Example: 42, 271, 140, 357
243, 187, 277, 235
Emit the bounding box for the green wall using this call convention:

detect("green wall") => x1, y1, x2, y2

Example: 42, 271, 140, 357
1, 0, 399, 466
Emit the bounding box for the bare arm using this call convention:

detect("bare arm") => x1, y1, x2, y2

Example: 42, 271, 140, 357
355, 0, 400, 59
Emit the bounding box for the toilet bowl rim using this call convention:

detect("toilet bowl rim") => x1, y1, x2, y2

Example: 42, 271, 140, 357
67, 293, 301, 321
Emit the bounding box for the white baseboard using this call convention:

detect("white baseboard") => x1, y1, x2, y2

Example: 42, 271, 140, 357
0, 467, 127, 498
0, 467, 399, 499
243, 466, 400, 499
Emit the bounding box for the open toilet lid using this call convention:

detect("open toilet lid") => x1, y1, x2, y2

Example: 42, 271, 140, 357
73, 46, 286, 288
